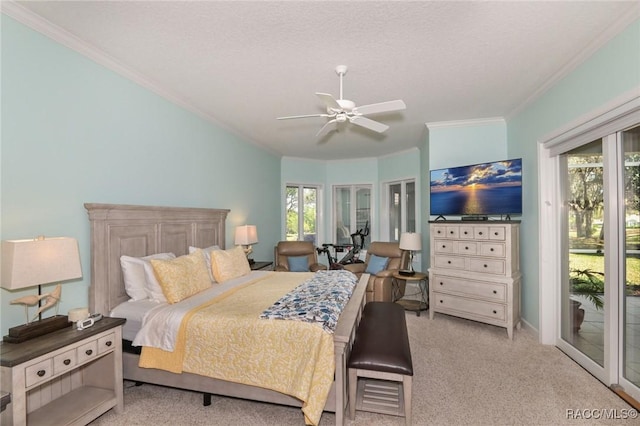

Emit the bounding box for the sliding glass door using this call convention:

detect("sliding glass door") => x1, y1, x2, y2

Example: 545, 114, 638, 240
622, 126, 640, 390
557, 124, 640, 400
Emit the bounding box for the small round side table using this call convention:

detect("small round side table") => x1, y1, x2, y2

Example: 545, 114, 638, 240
392, 271, 429, 316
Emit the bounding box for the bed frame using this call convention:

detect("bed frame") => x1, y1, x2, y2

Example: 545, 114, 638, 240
85, 203, 367, 425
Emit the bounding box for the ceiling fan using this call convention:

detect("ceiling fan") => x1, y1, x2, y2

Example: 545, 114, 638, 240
277, 65, 406, 138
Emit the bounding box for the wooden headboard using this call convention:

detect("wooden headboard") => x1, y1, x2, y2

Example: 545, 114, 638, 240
85, 203, 229, 315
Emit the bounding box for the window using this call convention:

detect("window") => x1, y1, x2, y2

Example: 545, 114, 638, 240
333, 185, 371, 246
285, 184, 321, 245
385, 179, 416, 242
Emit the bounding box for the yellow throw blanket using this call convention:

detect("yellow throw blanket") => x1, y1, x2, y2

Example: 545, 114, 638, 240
139, 272, 335, 425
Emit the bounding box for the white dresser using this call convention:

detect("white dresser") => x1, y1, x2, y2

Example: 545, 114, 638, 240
428, 221, 521, 339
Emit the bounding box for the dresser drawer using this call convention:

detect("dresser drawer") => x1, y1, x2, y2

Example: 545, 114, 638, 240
479, 242, 505, 258
434, 255, 466, 270
489, 227, 506, 240
434, 240, 455, 254
98, 332, 117, 354
432, 225, 447, 238
25, 359, 53, 387
433, 293, 506, 322
456, 241, 477, 255
468, 258, 505, 275
459, 226, 474, 239
53, 348, 77, 374
432, 276, 506, 302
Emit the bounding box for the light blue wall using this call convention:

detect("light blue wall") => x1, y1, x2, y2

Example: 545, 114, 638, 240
507, 19, 640, 329
0, 16, 281, 334
282, 152, 423, 245
427, 119, 508, 170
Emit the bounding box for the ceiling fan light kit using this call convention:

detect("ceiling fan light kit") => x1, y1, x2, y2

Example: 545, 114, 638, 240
277, 65, 406, 139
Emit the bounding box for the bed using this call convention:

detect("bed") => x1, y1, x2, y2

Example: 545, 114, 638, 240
84, 203, 367, 425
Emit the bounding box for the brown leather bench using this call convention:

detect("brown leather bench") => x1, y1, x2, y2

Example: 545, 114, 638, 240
348, 302, 413, 424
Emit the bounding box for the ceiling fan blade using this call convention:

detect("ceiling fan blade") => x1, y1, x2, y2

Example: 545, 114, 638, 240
316, 92, 342, 111
277, 113, 332, 120
352, 100, 406, 116
316, 119, 338, 138
349, 116, 389, 133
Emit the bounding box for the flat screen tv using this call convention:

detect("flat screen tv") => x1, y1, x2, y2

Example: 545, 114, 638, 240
430, 158, 522, 218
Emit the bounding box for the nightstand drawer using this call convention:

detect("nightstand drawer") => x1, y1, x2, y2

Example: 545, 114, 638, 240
98, 332, 116, 354
25, 359, 52, 387
77, 340, 98, 363
53, 348, 77, 374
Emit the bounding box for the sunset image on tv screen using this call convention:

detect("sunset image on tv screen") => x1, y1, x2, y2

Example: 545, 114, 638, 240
430, 158, 522, 216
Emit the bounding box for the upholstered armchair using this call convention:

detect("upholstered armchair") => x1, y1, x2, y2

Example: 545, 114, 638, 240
343, 241, 410, 303
274, 241, 328, 272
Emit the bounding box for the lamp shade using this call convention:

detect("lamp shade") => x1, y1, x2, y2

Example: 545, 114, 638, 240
399, 232, 422, 251
235, 225, 258, 245
1, 237, 82, 290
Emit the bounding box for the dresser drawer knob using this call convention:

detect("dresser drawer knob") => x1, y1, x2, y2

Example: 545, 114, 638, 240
105, 341, 112, 347
85, 349, 93, 356
439, 282, 443, 285
490, 248, 494, 252
442, 245, 446, 248
447, 261, 451, 264
494, 232, 499, 236
493, 290, 497, 294
439, 300, 443, 303
464, 231, 468, 235
484, 264, 488, 268
437, 230, 441, 234
478, 231, 484, 235
37, 369, 46, 377
493, 310, 497, 314
63, 359, 71, 365
465, 246, 469, 250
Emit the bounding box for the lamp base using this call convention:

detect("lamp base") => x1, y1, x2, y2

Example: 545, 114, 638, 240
398, 270, 416, 276
3, 315, 70, 343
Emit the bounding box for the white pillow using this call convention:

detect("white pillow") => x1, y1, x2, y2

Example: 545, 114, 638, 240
189, 245, 220, 282
120, 253, 175, 301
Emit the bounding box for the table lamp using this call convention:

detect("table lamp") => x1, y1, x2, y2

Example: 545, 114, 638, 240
2, 236, 82, 342
399, 232, 421, 276
235, 225, 258, 264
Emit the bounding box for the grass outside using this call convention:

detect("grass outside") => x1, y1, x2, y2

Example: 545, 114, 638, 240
569, 253, 640, 295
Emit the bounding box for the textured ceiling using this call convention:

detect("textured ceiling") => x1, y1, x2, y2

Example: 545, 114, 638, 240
6, 1, 639, 160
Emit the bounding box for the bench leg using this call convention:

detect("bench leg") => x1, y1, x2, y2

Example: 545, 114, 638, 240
403, 375, 412, 426
348, 369, 358, 420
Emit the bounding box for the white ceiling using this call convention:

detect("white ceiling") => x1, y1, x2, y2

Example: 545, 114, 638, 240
6, 1, 639, 160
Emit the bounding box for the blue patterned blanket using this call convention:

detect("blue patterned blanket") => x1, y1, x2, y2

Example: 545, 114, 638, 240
260, 270, 358, 333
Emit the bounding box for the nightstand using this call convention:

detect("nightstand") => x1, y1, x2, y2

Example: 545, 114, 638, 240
393, 271, 429, 316
250, 261, 273, 271
1, 317, 126, 426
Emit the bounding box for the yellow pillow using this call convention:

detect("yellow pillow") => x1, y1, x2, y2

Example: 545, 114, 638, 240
150, 250, 211, 304
210, 246, 251, 283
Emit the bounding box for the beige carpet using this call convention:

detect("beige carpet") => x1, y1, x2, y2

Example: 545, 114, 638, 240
91, 312, 634, 425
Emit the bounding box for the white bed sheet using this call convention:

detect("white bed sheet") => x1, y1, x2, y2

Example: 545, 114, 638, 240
110, 299, 160, 341
120, 270, 273, 351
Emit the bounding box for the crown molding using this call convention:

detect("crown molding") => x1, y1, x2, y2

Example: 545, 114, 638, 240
507, 6, 640, 120
425, 117, 505, 130
0, 1, 278, 156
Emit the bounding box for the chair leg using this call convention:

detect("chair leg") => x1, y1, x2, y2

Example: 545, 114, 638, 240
403, 375, 412, 425
349, 369, 358, 420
